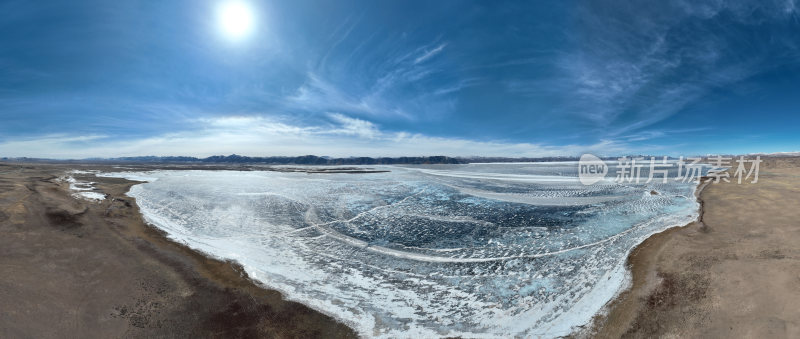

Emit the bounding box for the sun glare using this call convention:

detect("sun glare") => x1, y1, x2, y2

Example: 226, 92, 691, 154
217, 1, 255, 41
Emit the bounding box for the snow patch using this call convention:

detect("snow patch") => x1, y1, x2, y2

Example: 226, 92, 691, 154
57, 172, 106, 202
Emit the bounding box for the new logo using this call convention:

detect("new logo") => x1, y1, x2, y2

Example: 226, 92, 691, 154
578, 154, 608, 185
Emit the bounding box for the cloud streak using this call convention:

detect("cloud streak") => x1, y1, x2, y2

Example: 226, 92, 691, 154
414, 43, 447, 64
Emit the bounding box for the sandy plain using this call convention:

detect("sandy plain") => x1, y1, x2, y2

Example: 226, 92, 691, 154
593, 157, 800, 338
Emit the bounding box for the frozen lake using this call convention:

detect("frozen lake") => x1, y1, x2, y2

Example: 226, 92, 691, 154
103, 163, 700, 337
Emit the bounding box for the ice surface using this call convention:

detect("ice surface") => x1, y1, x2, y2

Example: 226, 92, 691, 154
103, 163, 700, 337
58, 174, 106, 202
73, 191, 107, 201
69, 169, 98, 174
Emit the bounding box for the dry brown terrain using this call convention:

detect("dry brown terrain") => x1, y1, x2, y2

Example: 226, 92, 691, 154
3, 158, 800, 338
0, 162, 356, 338
594, 158, 800, 338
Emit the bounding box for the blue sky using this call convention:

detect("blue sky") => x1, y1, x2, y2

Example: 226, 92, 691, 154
1, 0, 799, 158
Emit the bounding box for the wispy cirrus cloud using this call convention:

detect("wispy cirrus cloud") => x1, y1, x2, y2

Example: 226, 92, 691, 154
285, 72, 376, 115
507, 0, 800, 139
286, 37, 461, 121
414, 43, 447, 64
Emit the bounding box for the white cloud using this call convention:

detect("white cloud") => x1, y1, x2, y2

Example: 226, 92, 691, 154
0, 115, 633, 159
286, 72, 412, 119
326, 112, 380, 139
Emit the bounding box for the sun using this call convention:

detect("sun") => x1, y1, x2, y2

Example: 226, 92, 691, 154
217, 1, 255, 41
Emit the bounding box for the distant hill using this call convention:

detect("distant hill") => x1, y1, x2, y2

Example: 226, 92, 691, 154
2, 154, 465, 165
463, 156, 582, 163
0, 154, 699, 165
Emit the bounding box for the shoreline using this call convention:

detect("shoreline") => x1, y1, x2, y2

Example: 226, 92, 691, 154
103, 171, 361, 337
583, 176, 711, 337
592, 158, 800, 337
115, 178, 360, 336
121, 179, 366, 336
